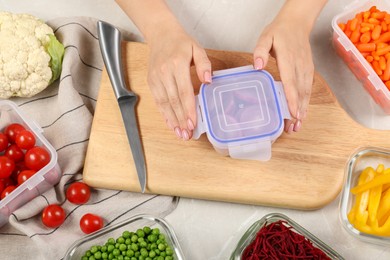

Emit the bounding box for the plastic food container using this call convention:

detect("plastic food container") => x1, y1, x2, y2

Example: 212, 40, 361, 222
339, 147, 390, 246
0, 100, 61, 228
230, 213, 344, 260
64, 214, 184, 260
192, 66, 290, 161
331, 0, 390, 114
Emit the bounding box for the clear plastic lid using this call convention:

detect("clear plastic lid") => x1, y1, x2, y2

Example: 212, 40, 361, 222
195, 67, 289, 143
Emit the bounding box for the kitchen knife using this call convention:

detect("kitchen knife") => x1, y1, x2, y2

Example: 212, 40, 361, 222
97, 21, 146, 193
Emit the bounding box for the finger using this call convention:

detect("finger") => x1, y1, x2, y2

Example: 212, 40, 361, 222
284, 119, 295, 134
253, 30, 273, 70
276, 51, 300, 120
147, 75, 182, 138
174, 61, 197, 132
193, 45, 212, 83
161, 71, 191, 140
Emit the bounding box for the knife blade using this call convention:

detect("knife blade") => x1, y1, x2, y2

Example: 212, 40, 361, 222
97, 21, 146, 193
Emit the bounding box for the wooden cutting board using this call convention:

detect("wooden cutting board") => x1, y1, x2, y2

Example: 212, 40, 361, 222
83, 41, 390, 210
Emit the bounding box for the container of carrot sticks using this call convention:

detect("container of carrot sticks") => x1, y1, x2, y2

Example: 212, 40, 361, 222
332, 0, 390, 114
230, 213, 343, 260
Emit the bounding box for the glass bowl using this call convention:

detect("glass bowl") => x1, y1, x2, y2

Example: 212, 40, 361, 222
64, 214, 184, 260
230, 213, 343, 260
339, 147, 390, 246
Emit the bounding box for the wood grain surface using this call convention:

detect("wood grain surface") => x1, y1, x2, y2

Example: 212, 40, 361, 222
83, 42, 390, 210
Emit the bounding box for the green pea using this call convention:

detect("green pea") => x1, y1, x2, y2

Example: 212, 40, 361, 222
108, 253, 114, 260
117, 237, 125, 244
86, 251, 92, 257
148, 234, 157, 243
131, 257, 137, 260
119, 244, 127, 252
131, 243, 138, 251
89, 256, 96, 260
94, 252, 102, 259
124, 257, 130, 260
82, 257, 88, 260
158, 234, 165, 241
134, 251, 140, 257
102, 252, 108, 259
117, 255, 124, 260
122, 231, 131, 238
136, 229, 145, 238
165, 248, 173, 256
157, 244, 165, 251
154, 249, 160, 255
165, 256, 173, 260
126, 249, 134, 257
125, 238, 131, 245
157, 257, 164, 260
107, 245, 115, 252
139, 241, 147, 248
160, 252, 166, 257
143, 226, 151, 235
101, 246, 107, 252
113, 249, 120, 256
130, 235, 138, 243
108, 238, 116, 245
149, 251, 156, 258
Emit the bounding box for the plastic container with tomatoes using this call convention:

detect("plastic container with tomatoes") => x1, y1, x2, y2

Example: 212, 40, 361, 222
0, 100, 61, 228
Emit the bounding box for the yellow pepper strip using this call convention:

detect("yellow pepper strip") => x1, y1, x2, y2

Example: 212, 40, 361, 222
379, 208, 390, 227
376, 164, 385, 174
353, 168, 376, 226
377, 188, 390, 223
373, 212, 390, 236
368, 167, 384, 224
351, 173, 390, 194
382, 168, 390, 192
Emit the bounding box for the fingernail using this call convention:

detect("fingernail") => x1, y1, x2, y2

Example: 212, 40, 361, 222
187, 119, 195, 131
174, 127, 182, 138
254, 58, 263, 70
182, 129, 189, 140
293, 120, 301, 132
204, 71, 212, 83
288, 124, 294, 134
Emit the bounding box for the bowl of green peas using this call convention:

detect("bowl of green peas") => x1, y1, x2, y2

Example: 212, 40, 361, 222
64, 214, 184, 260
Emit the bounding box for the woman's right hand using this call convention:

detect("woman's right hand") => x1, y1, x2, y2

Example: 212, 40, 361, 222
147, 26, 212, 140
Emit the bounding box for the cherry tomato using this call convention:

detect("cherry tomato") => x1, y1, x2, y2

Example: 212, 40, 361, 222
24, 146, 50, 171
0, 156, 15, 179
0, 133, 9, 152
66, 182, 91, 205
1, 185, 16, 200
4, 123, 25, 143
17, 170, 37, 185
5, 144, 24, 162
15, 130, 36, 150
80, 213, 104, 234
41, 204, 66, 228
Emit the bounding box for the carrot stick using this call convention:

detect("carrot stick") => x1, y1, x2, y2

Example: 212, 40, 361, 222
372, 24, 382, 40
380, 56, 387, 70
383, 58, 390, 81
369, 17, 381, 25
357, 43, 376, 52
350, 18, 359, 31
374, 31, 390, 43
376, 45, 390, 56
350, 25, 362, 43
360, 31, 371, 43
372, 60, 383, 75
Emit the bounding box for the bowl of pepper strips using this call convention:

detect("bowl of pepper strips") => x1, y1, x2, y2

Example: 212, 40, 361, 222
230, 213, 343, 260
340, 147, 390, 246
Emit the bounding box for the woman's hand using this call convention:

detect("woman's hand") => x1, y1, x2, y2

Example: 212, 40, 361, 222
253, 0, 328, 133
147, 27, 211, 140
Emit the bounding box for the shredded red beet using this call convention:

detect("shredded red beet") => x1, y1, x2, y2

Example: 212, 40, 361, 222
242, 220, 332, 260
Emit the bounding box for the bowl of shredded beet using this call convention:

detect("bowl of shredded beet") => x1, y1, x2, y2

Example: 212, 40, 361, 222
230, 213, 344, 260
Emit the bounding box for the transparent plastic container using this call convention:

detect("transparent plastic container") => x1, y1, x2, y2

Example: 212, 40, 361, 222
0, 100, 61, 228
331, 0, 390, 114
230, 213, 344, 260
193, 66, 290, 161
64, 214, 185, 260
339, 147, 390, 246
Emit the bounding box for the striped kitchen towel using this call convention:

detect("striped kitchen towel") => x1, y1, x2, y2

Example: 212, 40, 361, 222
0, 17, 178, 260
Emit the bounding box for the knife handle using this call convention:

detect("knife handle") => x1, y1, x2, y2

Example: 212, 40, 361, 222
97, 21, 136, 99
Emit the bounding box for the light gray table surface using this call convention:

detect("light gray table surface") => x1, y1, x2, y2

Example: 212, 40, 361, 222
2, 0, 390, 259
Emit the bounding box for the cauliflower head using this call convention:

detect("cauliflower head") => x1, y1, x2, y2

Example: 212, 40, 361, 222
0, 12, 65, 98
